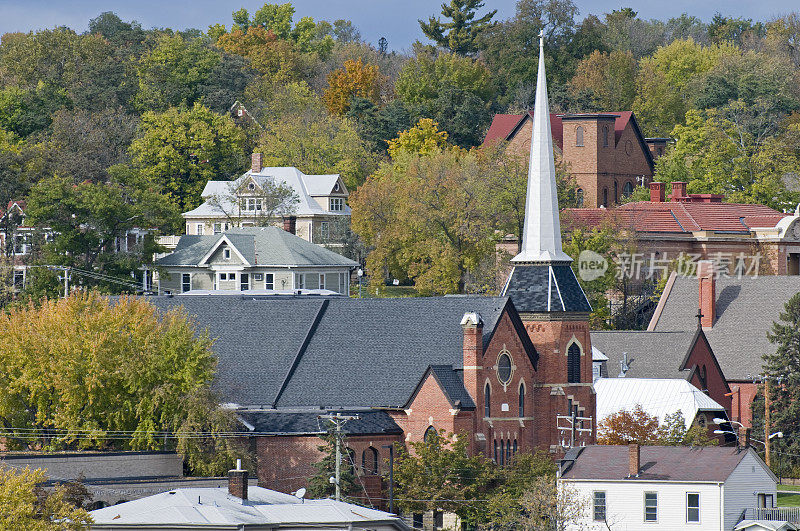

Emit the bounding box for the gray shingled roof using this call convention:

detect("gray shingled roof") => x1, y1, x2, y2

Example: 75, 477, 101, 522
503, 265, 592, 313
238, 410, 403, 436
652, 276, 800, 380
156, 227, 357, 267
560, 445, 754, 482
145, 295, 527, 410
591, 330, 698, 379
403, 366, 477, 410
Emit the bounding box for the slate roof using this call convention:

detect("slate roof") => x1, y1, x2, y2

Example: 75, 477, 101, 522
237, 409, 403, 436
651, 276, 800, 380
595, 377, 726, 429
563, 201, 788, 234
144, 295, 531, 410
403, 365, 477, 410
591, 330, 698, 379
560, 445, 755, 482
502, 264, 592, 313
156, 227, 357, 268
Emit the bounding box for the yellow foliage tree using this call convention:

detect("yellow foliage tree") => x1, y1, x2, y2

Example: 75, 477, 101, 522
0, 467, 92, 529
322, 58, 383, 115
386, 118, 450, 160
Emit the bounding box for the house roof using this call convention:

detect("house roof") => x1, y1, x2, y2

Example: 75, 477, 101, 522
591, 330, 699, 379
563, 201, 788, 234
183, 167, 350, 219
560, 445, 755, 482
594, 377, 726, 429
155, 227, 357, 268
237, 409, 403, 436
90, 486, 409, 529
144, 295, 529, 410
403, 365, 478, 410
650, 275, 800, 380
502, 264, 592, 314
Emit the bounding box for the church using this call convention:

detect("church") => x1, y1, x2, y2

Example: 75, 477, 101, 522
146, 37, 594, 504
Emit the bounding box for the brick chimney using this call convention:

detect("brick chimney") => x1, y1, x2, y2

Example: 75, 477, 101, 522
671, 181, 687, 202
628, 443, 640, 476
649, 182, 665, 203
697, 260, 716, 329
228, 459, 248, 500
283, 216, 296, 235
739, 427, 751, 449
251, 152, 262, 173
460, 312, 483, 412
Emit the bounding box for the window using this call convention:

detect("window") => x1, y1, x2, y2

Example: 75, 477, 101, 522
686, 493, 699, 523
576, 188, 584, 207
195, 223, 204, 235
576, 126, 584, 146
519, 382, 525, 417
320, 221, 329, 241
593, 491, 606, 521
513, 439, 518, 454
614, 181, 618, 203
181, 273, 191, 293
13, 270, 24, 289
500, 440, 505, 466
758, 493, 774, 508
240, 273, 249, 291
603, 188, 608, 207
223, 248, 231, 260
253, 273, 264, 281
623, 181, 634, 197
602, 126, 609, 147
219, 273, 228, 281
329, 197, 344, 211
497, 352, 512, 384
644, 492, 657, 522
241, 198, 262, 212
296, 273, 305, 289
434, 510, 443, 529
247, 182, 255, 190
567, 343, 581, 383
362, 447, 379, 475
213, 223, 222, 234
493, 440, 498, 463
265, 273, 274, 290
413, 514, 423, 529
238, 108, 244, 117
333, 181, 340, 192
506, 438, 511, 463
424, 426, 437, 442
484, 383, 491, 417
319, 273, 326, 290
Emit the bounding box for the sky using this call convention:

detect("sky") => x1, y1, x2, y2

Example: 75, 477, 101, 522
0, 0, 797, 52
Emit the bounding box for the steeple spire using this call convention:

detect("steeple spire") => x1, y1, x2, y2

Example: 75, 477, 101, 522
512, 31, 571, 264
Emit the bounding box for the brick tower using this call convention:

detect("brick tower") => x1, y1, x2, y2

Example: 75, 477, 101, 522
501, 33, 595, 453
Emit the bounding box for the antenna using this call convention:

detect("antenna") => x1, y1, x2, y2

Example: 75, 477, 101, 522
293, 487, 306, 502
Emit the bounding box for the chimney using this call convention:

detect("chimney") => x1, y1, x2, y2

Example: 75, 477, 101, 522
671, 181, 687, 201
649, 182, 665, 203
628, 443, 640, 477
460, 312, 483, 413
739, 427, 751, 449
283, 216, 296, 235
697, 260, 716, 328
228, 459, 248, 500
251, 152, 262, 173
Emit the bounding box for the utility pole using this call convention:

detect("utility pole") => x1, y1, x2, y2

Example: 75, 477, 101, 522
319, 413, 359, 501
765, 377, 771, 467
62, 267, 69, 298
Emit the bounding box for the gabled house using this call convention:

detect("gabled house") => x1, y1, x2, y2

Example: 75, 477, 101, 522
559, 444, 778, 531
181, 154, 350, 245
154, 226, 357, 294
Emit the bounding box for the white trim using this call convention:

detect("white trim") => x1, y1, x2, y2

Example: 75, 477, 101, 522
197, 235, 251, 267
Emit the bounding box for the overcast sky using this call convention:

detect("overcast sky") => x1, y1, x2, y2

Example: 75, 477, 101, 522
0, 0, 796, 52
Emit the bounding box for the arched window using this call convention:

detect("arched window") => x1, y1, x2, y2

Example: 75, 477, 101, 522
485, 383, 491, 418
603, 126, 609, 147
506, 439, 512, 463
614, 181, 618, 203
603, 188, 608, 207
623, 181, 634, 197
576, 126, 584, 147
513, 439, 518, 454
497, 353, 512, 384
500, 440, 505, 466
346, 448, 357, 473
493, 440, 498, 463
424, 426, 438, 443
576, 188, 584, 207
519, 382, 525, 417
362, 447, 379, 475
567, 343, 581, 383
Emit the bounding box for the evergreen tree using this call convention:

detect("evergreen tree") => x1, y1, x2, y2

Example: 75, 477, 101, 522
306, 428, 359, 499
419, 0, 496, 55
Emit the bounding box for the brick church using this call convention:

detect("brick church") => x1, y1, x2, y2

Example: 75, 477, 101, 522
147, 38, 594, 505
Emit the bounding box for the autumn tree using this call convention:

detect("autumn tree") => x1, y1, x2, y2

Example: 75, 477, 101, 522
323, 58, 384, 115
0, 292, 247, 475
0, 467, 92, 530
387, 118, 450, 159
419, 0, 497, 55
597, 406, 718, 446
216, 26, 311, 82
571, 49, 637, 110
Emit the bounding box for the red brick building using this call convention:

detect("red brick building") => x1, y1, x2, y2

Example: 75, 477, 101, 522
484, 111, 662, 208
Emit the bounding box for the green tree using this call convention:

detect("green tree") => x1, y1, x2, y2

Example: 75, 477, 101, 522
0, 467, 92, 530
346, 97, 412, 155
571, 50, 637, 110
306, 428, 358, 499
386, 118, 450, 159
130, 102, 246, 210
0, 292, 247, 475
419, 0, 497, 55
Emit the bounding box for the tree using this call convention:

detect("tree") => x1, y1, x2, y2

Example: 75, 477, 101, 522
205, 178, 299, 227
387, 118, 450, 159
216, 26, 312, 82
571, 50, 637, 110
0, 292, 247, 475
130, 102, 246, 210
597, 406, 718, 446
395, 51, 494, 107
0, 467, 92, 530
419, 0, 496, 55
508, 475, 588, 531
323, 58, 384, 115
347, 97, 412, 155
306, 428, 358, 500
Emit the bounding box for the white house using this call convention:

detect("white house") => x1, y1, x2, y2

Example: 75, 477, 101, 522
559, 444, 778, 531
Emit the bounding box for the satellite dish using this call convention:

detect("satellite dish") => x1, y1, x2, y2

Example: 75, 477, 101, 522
294, 487, 306, 499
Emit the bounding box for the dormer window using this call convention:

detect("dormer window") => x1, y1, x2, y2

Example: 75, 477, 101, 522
223, 248, 231, 260
248, 182, 255, 191
329, 197, 344, 211
333, 181, 340, 192
241, 198, 262, 212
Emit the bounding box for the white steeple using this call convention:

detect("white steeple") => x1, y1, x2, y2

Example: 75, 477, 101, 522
511, 31, 572, 264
